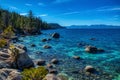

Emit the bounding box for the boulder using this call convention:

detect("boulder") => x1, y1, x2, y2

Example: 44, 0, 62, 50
48, 38, 52, 41
7, 45, 34, 70
46, 63, 53, 68
90, 38, 96, 41
49, 69, 58, 74
0, 61, 10, 68
41, 38, 47, 42
15, 44, 27, 52
84, 65, 95, 73
0, 51, 10, 59
44, 74, 61, 80
31, 44, 36, 47
36, 59, 46, 66
73, 56, 80, 60
6, 70, 22, 80
0, 68, 22, 80
85, 46, 104, 53
43, 45, 52, 49
97, 48, 105, 52
85, 46, 97, 53
52, 33, 60, 38
51, 59, 59, 64
57, 73, 69, 80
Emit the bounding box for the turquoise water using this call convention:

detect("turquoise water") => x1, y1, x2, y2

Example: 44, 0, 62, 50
17, 29, 120, 80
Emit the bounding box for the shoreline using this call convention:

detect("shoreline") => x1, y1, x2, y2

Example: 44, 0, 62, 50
0, 29, 120, 80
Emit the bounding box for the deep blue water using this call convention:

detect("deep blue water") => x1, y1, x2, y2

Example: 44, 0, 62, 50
17, 29, 120, 80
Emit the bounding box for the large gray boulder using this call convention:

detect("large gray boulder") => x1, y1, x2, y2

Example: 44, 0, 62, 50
0, 61, 10, 69
0, 68, 22, 80
7, 45, 34, 70
0, 51, 11, 68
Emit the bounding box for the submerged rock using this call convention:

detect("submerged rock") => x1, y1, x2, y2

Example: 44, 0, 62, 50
36, 59, 46, 66
97, 48, 105, 52
85, 46, 104, 53
73, 56, 80, 60
7, 45, 34, 70
41, 38, 47, 42
51, 59, 59, 64
48, 38, 52, 41
84, 65, 95, 73
52, 33, 60, 38
85, 46, 97, 53
35, 51, 43, 54
31, 44, 36, 47
43, 45, 52, 49
90, 38, 96, 41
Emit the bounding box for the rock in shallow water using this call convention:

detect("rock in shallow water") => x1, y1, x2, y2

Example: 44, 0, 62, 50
31, 44, 36, 47
43, 45, 52, 49
73, 56, 80, 60
36, 59, 46, 66
41, 38, 47, 42
51, 59, 59, 64
84, 65, 95, 73
46, 63, 53, 68
52, 33, 60, 38
85, 46, 104, 53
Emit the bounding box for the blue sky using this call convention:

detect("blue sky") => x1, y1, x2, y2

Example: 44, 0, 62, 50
0, 0, 120, 26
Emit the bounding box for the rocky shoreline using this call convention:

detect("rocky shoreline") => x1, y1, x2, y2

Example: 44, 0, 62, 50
0, 32, 118, 80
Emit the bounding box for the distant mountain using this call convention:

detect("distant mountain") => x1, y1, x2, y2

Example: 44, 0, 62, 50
48, 23, 65, 29
66, 24, 120, 29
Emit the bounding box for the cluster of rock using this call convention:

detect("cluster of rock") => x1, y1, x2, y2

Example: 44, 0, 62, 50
0, 32, 108, 80
35, 58, 69, 80
0, 44, 34, 80
0, 68, 22, 80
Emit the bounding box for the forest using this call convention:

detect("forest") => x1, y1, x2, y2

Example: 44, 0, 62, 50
0, 8, 54, 36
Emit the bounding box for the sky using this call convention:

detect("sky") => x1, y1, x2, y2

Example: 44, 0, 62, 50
0, 0, 120, 26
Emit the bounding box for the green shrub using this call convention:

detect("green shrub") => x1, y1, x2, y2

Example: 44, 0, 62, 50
2, 25, 15, 39
0, 38, 8, 48
22, 66, 48, 80
9, 44, 19, 62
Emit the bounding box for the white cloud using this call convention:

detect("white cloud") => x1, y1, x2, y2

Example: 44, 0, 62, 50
38, 14, 48, 17
10, 6, 18, 10
63, 11, 80, 15
38, 2, 45, 6
97, 7, 120, 11
25, 3, 32, 6
20, 13, 28, 16
54, 0, 72, 3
